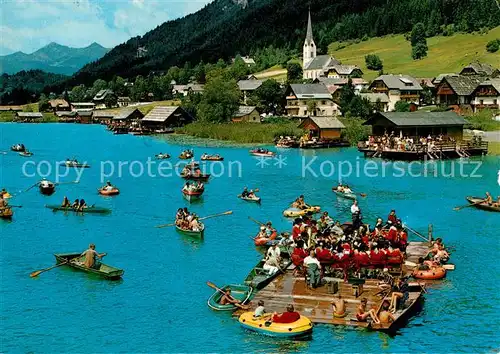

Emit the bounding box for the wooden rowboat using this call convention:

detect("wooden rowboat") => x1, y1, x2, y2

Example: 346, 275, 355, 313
182, 188, 204, 202
238, 195, 261, 204
179, 152, 194, 159
207, 284, 253, 311
45, 204, 111, 214
466, 196, 500, 212
244, 258, 292, 290
155, 154, 170, 159
60, 161, 91, 168
201, 155, 224, 161
333, 189, 357, 200
249, 149, 276, 157
19, 151, 33, 157
54, 253, 124, 280
0, 207, 13, 219
175, 223, 205, 238
39, 182, 55, 195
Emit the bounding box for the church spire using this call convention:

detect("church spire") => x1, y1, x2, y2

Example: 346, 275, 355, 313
306, 8, 313, 43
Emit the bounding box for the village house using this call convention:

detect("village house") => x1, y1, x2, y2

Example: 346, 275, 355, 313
459, 62, 499, 77
0, 106, 23, 112
92, 111, 114, 125
233, 56, 256, 67
117, 97, 132, 107
302, 12, 340, 80
471, 78, 500, 112
48, 99, 70, 112
76, 111, 93, 124
232, 106, 261, 123
71, 102, 95, 112
369, 74, 422, 111
432, 73, 458, 86
285, 84, 340, 117
172, 83, 205, 97
323, 65, 363, 79
113, 108, 144, 123
140, 106, 192, 132
315, 77, 369, 95
237, 79, 263, 104
298, 116, 345, 140
363, 111, 467, 140
93, 89, 116, 109
435, 75, 484, 107
359, 92, 390, 112
15, 112, 43, 122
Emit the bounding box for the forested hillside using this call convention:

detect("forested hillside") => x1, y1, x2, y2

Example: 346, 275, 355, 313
60, 0, 499, 89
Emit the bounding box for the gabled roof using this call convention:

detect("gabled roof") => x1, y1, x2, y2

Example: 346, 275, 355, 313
432, 73, 458, 85
142, 106, 182, 122
71, 102, 95, 106
114, 108, 144, 120
305, 55, 340, 71
288, 84, 332, 99
16, 112, 43, 118
441, 75, 484, 96
92, 111, 114, 118
56, 111, 77, 117
370, 75, 422, 90
49, 99, 69, 108
233, 106, 257, 118
364, 111, 467, 127
359, 93, 390, 103
77, 111, 93, 117
474, 78, 500, 94
325, 65, 362, 75
241, 56, 255, 65
299, 116, 345, 129
187, 84, 204, 92
460, 62, 497, 76
238, 79, 263, 91
93, 89, 114, 101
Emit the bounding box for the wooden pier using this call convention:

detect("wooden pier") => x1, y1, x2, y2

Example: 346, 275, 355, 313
236, 241, 432, 331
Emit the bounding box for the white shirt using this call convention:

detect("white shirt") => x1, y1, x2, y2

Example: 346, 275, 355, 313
267, 247, 281, 260
303, 256, 320, 267
351, 204, 360, 214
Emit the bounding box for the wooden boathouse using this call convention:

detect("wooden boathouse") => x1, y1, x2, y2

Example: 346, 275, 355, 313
358, 111, 488, 160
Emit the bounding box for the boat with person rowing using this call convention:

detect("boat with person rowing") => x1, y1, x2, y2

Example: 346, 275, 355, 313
207, 284, 253, 311
175, 223, 205, 238
39, 181, 56, 195
283, 206, 321, 217
179, 150, 194, 159
238, 311, 313, 338
244, 257, 292, 290
466, 196, 500, 212
0, 207, 13, 219
182, 187, 204, 202
98, 188, 120, 196
332, 188, 357, 200
249, 149, 276, 157
155, 153, 170, 160
238, 195, 261, 204
11, 144, 25, 152
200, 154, 224, 161
60, 161, 91, 168
45, 204, 111, 214
54, 253, 124, 280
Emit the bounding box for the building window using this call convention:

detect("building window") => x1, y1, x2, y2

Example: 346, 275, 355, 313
480, 99, 484, 105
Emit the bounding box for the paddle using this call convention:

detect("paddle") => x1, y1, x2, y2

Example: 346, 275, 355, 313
248, 216, 265, 226
206, 281, 250, 309
453, 199, 484, 211
24, 182, 39, 192
0, 205, 22, 209
155, 210, 232, 228
404, 224, 430, 243
30, 261, 68, 277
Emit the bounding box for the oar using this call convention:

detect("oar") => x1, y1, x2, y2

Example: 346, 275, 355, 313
30, 261, 68, 277
404, 224, 430, 243
1, 205, 22, 208
248, 216, 265, 226
155, 210, 232, 228
206, 281, 250, 309
453, 200, 484, 211
24, 182, 39, 192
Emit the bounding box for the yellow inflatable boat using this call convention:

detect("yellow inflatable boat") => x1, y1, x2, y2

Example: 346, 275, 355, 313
238, 312, 313, 338
282, 206, 321, 217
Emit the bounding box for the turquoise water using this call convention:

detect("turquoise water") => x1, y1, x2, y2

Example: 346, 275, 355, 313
1, 123, 499, 352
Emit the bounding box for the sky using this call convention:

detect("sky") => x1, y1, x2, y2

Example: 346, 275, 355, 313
0, 0, 213, 55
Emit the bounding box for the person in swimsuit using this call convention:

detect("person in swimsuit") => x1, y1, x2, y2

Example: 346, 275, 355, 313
331, 294, 346, 318
356, 298, 380, 323
219, 289, 249, 309
379, 300, 395, 324
61, 196, 71, 207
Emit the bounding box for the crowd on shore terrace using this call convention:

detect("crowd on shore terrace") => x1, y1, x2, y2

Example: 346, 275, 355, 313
363, 133, 459, 152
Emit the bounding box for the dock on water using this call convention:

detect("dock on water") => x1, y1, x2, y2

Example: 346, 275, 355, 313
236, 241, 432, 330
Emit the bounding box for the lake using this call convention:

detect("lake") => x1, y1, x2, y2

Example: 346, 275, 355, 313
1, 123, 499, 352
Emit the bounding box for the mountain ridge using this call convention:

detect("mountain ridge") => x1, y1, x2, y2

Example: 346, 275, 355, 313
0, 42, 110, 76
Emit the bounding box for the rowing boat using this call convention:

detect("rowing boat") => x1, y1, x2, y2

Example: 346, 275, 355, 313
39, 182, 55, 195
175, 223, 205, 238
238, 195, 261, 204
283, 206, 321, 217
0, 207, 13, 219
155, 154, 170, 159
249, 149, 276, 157
98, 188, 120, 196
19, 151, 33, 157
201, 155, 224, 161
60, 162, 91, 168
54, 253, 124, 280
239, 311, 313, 338
207, 284, 253, 311
244, 258, 292, 290
466, 196, 500, 212
45, 204, 111, 214
181, 172, 210, 181
179, 152, 194, 159
182, 188, 204, 202
332, 189, 357, 200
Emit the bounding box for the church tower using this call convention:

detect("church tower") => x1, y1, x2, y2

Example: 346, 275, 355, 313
303, 10, 316, 71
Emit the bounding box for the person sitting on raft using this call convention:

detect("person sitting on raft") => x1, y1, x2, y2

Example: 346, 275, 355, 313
241, 187, 249, 198
271, 304, 301, 323
292, 195, 308, 209
219, 289, 250, 310
61, 196, 71, 207
71, 199, 79, 209
247, 189, 256, 198
102, 181, 115, 191
356, 298, 380, 324
80, 243, 106, 269
343, 185, 352, 194
253, 300, 266, 318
